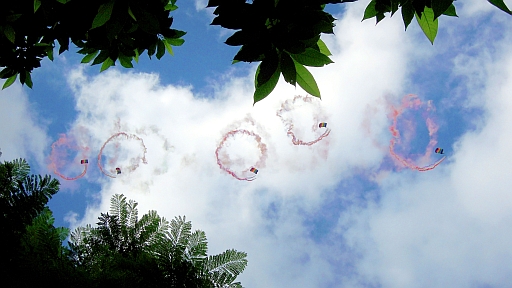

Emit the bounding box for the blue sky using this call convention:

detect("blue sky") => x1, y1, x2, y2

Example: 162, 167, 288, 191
1, 0, 512, 287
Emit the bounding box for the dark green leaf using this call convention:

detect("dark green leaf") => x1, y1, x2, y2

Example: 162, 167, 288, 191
92, 50, 109, 65
225, 31, 249, 46
432, 0, 454, 19
443, 4, 458, 16
256, 54, 279, 86
148, 42, 157, 58
488, 0, 512, 14
34, 0, 41, 12
4, 25, 15, 43
294, 60, 321, 97
91, 1, 115, 29
128, 6, 137, 20
46, 47, 54, 61
2, 73, 17, 89
6, 14, 22, 22
401, 1, 415, 30
169, 29, 186, 38
415, 7, 438, 44
166, 38, 185, 46
118, 54, 133, 68
290, 48, 334, 67
363, 0, 378, 20
56, 0, 72, 3
0, 68, 14, 78
254, 64, 280, 105
81, 50, 99, 63
100, 58, 115, 72
24, 71, 33, 88
156, 40, 165, 59
280, 52, 296, 86
390, 0, 399, 16
165, 3, 178, 11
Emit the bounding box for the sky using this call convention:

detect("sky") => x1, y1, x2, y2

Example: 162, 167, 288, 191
1, 0, 512, 287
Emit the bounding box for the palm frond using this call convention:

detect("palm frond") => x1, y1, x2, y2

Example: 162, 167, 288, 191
185, 230, 208, 265
110, 194, 128, 226
205, 249, 248, 287
11, 158, 30, 181
169, 216, 192, 251
126, 199, 139, 228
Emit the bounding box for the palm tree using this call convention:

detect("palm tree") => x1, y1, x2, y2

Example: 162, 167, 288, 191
70, 194, 248, 287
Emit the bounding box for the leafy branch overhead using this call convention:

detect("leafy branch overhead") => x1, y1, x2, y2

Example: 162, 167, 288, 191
0, 0, 510, 104
207, 0, 353, 104
0, 0, 185, 89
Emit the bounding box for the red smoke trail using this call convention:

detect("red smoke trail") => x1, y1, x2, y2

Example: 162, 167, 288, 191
276, 95, 331, 146
97, 132, 148, 178
389, 94, 446, 171
49, 133, 89, 180
215, 129, 268, 181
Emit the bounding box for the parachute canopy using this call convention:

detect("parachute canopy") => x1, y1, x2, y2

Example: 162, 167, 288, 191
81, 159, 88, 164
116, 167, 121, 174
435, 148, 444, 154
319, 122, 327, 128
250, 167, 259, 174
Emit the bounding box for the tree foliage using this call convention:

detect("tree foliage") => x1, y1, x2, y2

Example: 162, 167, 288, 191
70, 194, 248, 287
1, 157, 248, 286
1, 0, 510, 101
0, 0, 185, 89
0, 158, 82, 286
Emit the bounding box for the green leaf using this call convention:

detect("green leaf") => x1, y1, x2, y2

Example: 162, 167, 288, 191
2, 73, 17, 89
147, 42, 157, 58
401, 1, 415, 30
156, 40, 165, 59
294, 60, 321, 97
163, 40, 174, 56
280, 52, 296, 86
256, 53, 279, 86
488, 0, 512, 14
165, 3, 178, 11
290, 48, 334, 67
317, 39, 332, 56
128, 6, 137, 20
46, 47, 54, 61
443, 4, 458, 16
100, 58, 115, 72
0, 68, 13, 78
56, 0, 72, 3
34, 0, 41, 12
166, 38, 185, 46
362, 0, 377, 20
432, 0, 454, 19
92, 50, 109, 65
4, 25, 15, 43
134, 49, 140, 63
81, 50, 99, 63
91, 1, 115, 29
118, 54, 134, 68
415, 7, 438, 44
254, 63, 280, 105
24, 71, 33, 88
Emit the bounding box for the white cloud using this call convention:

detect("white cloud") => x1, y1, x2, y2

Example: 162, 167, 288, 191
62, 2, 512, 288
0, 83, 49, 168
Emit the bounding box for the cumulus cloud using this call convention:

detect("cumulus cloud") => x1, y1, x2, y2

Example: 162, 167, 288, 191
60, 2, 512, 288
0, 83, 50, 168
